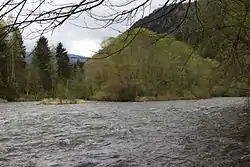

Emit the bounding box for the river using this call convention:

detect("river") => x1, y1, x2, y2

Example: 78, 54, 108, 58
0, 97, 249, 167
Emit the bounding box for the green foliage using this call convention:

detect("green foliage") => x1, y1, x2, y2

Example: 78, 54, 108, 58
8, 26, 26, 94
33, 36, 53, 92
1, 1, 249, 102
55, 42, 70, 80
83, 28, 220, 101
0, 19, 24, 101
132, 0, 250, 88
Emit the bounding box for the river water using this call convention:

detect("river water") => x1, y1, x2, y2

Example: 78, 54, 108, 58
0, 97, 249, 167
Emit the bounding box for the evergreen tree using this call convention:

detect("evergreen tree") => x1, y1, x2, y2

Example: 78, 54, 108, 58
33, 36, 52, 93
55, 42, 70, 80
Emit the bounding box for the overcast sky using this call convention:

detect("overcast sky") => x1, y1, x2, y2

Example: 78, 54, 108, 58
18, 0, 165, 57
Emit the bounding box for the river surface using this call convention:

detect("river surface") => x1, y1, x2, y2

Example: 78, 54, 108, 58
0, 97, 250, 167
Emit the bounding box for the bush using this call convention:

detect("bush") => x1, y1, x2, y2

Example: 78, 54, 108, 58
90, 91, 112, 101
0, 84, 19, 101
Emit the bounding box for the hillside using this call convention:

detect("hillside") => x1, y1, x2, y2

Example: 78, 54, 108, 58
25, 52, 87, 64
131, 2, 190, 36
132, 0, 249, 60
131, 0, 250, 86
83, 28, 221, 101
131, 1, 219, 59
131, 2, 195, 44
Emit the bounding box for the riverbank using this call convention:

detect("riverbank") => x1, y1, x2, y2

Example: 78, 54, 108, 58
0, 99, 8, 103
134, 95, 208, 102
0, 95, 201, 103
2, 94, 249, 104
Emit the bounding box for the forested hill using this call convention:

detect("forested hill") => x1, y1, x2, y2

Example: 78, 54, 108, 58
131, 0, 249, 98
131, 2, 190, 36
131, 2, 194, 43
131, 0, 249, 61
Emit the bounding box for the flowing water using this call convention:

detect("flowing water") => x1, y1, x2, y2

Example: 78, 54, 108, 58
0, 97, 250, 167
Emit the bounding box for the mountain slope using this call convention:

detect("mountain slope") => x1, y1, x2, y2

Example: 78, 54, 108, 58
131, 0, 250, 89
132, 2, 190, 34
67, 53, 88, 63
131, 1, 227, 60
131, 2, 192, 41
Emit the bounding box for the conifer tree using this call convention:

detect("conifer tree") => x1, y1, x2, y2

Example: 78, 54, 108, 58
55, 42, 70, 80
33, 36, 52, 92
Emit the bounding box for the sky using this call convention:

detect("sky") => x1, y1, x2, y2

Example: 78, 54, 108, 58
14, 0, 166, 57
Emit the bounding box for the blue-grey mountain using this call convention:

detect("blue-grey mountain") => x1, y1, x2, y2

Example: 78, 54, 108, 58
25, 52, 87, 64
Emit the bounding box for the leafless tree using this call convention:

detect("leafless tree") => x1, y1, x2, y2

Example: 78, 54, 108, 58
0, 0, 192, 60
0, 0, 189, 37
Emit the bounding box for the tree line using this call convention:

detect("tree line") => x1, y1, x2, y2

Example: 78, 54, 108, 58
0, 23, 248, 102
0, 18, 84, 101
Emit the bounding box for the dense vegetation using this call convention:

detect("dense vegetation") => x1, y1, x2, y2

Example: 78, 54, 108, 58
0, 18, 84, 101
83, 28, 249, 101
133, 0, 250, 59
0, 0, 249, 101
132, 0, 250, 94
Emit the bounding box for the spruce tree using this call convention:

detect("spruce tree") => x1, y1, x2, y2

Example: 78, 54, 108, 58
33, 36, 52, 92
55, 42, 70, 80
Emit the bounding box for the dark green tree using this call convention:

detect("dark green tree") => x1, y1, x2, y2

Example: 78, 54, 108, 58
55, 42, 70, 80
33, 36, 52, 93
0, 21, 9, 99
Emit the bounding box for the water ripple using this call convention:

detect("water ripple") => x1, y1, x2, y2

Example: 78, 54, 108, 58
0, 97, 249, 167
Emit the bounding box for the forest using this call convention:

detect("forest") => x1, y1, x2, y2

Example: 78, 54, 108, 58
0, 0, 249, 102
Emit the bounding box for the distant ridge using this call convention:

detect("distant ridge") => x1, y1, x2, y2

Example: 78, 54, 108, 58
68, 53, 88, 63
25, 52, 88, 64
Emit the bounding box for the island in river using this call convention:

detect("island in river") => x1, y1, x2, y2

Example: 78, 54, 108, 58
39, 98, 88, 105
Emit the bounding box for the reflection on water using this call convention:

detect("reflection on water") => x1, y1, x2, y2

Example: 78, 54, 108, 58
0, 97, 249, 167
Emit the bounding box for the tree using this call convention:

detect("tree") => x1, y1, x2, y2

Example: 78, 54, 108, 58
0, 0, 249, 101
132, 0, 250, 92
0, 0, 187, 36
49, 45, 58, 97
7, 26, 26, 94
55, 42, 70, 80
33, 36, 53, 93
0, 20, 10, 99
83, 28, 218, 101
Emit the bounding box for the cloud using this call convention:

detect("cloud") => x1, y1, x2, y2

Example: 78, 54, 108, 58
20, 0, 164, 57
70, 39, 102, 57
23, 22, 125, 57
